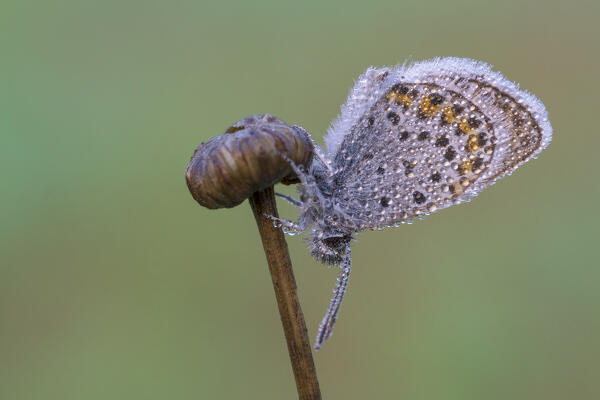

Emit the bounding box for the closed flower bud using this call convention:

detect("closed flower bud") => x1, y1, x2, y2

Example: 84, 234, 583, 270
185, 114, 314, 209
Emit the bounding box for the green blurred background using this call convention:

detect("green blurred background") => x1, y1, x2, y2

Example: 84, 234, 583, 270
2, 0, 598, 399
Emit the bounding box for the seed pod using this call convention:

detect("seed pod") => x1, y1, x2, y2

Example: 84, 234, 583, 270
185, 114, 314, 209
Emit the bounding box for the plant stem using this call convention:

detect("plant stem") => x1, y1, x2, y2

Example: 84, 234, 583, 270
249, 187, 321, 400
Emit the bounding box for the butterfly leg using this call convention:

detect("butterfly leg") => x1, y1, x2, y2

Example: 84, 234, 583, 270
265, 215, 304, 235
276, 152, 319, 198
275, 192, 303, 207
315, 244, 352, 350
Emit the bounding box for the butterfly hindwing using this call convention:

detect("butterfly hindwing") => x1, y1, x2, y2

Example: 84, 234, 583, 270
325, 58, 552, 230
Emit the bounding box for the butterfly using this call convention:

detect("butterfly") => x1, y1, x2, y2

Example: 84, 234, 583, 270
271, 57, 552, 350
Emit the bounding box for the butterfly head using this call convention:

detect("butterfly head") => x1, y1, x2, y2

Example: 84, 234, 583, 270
308, 230, 352, 265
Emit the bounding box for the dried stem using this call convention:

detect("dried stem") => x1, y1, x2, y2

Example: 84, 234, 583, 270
249, 187, 321, 400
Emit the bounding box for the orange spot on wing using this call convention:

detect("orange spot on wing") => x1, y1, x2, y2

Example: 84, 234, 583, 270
387, 91, 412, 107
419, 96, 442, 117
458, 118, 474, 134
442, 107, 456, 123
466, 135, 480, 152
458, 160, 473, 175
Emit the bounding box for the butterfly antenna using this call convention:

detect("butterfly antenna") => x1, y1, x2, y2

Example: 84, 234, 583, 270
275, 192, 303, 207
314, 244, 352, 350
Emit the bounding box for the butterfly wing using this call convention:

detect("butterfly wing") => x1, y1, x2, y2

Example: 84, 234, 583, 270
324, 57, 552, 230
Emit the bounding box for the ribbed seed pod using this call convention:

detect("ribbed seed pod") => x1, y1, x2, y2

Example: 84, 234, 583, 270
185, 114, 314, 209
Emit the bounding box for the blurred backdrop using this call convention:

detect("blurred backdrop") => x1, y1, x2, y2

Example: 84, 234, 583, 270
1, 0, 599, 399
